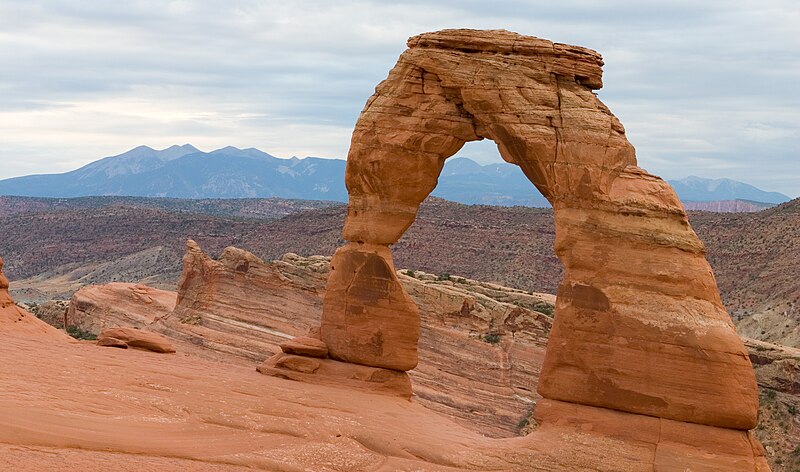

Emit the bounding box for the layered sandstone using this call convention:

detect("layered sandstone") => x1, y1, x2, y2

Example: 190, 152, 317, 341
96, 327, 176, 353
62, 244, 789, 468
67, 282, 177, 333
69, 244, 554, 437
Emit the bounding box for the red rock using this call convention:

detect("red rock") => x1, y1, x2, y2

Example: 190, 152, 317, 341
258, 352, 412, 398
317, 28, 758, 431
97, 327, 175, 353
67, 283, 177, 334
0, 255, 69, 340
96, 337, 128, 349
280, 336, 328, 358
320, 242, 420, 371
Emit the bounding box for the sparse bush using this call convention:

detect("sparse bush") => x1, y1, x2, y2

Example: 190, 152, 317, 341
764, 389, 777, 401
66, 325, 97, 341
404, 270, 416, 278
483, 333, 501, 344
532, 301, 555, 317
437, 273, 452, 282
788, 404, 797, 415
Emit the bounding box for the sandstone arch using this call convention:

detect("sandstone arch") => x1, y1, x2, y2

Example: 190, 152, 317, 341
319, 29, 758, 431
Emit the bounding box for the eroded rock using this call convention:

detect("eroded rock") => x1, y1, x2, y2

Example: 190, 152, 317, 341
317, 28, 759, 433
0, 255, 69, 340
97, 327, 175, 353
280, 336, 329, 358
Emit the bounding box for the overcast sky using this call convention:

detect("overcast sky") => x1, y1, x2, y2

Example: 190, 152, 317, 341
1, 0, 797, 196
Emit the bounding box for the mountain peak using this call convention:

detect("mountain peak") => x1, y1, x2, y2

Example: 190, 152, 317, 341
667, 176, 790, 204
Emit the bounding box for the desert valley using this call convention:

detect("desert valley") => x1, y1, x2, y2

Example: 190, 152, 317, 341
1, 21, 799, 472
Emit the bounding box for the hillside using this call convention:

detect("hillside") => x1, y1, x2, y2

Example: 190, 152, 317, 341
0, 195, 339, 219
682, 199, 777, 212
2, 196, 798, 325
688, 198, 800, 318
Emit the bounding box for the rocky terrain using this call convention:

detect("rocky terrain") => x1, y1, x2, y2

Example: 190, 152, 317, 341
41, 242, 798, 470
5, 196, 798, 336
682, 199, 778, 212
65, 241, 554, 438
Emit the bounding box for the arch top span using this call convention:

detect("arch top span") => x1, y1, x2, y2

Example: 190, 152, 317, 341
320, 29, 759, 432
343, 28, 638, 246
407, 29, 605, 90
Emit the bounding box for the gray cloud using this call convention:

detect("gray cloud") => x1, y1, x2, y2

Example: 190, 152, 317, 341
0, 0, 797, 196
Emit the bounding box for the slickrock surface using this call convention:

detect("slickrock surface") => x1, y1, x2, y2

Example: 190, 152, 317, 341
0, 332, 770, 471
0, 255, 67, 340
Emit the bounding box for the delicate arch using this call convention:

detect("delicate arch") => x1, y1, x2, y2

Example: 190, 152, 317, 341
319, 29, 757, 430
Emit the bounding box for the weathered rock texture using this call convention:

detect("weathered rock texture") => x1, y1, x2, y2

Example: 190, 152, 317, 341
70, 244, 554, 437
0, 255, 67, 340
67, 283, 177, 333
318, 28, 759, 434
96, 327, 176, 353
0, 331, 774, 472
65, 244, 792, 468
163, 240, 324, 360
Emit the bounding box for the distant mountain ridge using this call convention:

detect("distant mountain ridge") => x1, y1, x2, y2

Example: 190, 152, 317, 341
0, 145, 789, 207
0, 145, 348, 201
667, 176, 790, 204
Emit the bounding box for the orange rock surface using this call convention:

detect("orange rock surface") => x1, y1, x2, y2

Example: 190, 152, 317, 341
0, 331, 770, 471
67, 282, 177, 333
321, 242, 421, 370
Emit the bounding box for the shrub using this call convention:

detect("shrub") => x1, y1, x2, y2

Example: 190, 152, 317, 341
404, 270, 416, 278
788, 404, 797, 415
66, 325, 97, 341
483, 333, 502, 344
532, 301, 555, 317
437, 273, 452, 282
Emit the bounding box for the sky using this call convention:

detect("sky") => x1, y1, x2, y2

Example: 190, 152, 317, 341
0, 0, 798, 197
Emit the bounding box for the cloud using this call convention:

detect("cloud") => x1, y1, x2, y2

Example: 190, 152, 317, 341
0, 0, 797, 196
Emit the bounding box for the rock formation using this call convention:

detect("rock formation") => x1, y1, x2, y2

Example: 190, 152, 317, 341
96, 327, 176, 353
69, 244, 554, 437
67, 283, 177, 334
303, 28, 762, 465
61, 241, 792, 468
0, 255, 67, 340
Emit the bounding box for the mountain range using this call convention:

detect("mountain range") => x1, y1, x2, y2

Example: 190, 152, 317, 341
0, 145, 791, 207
